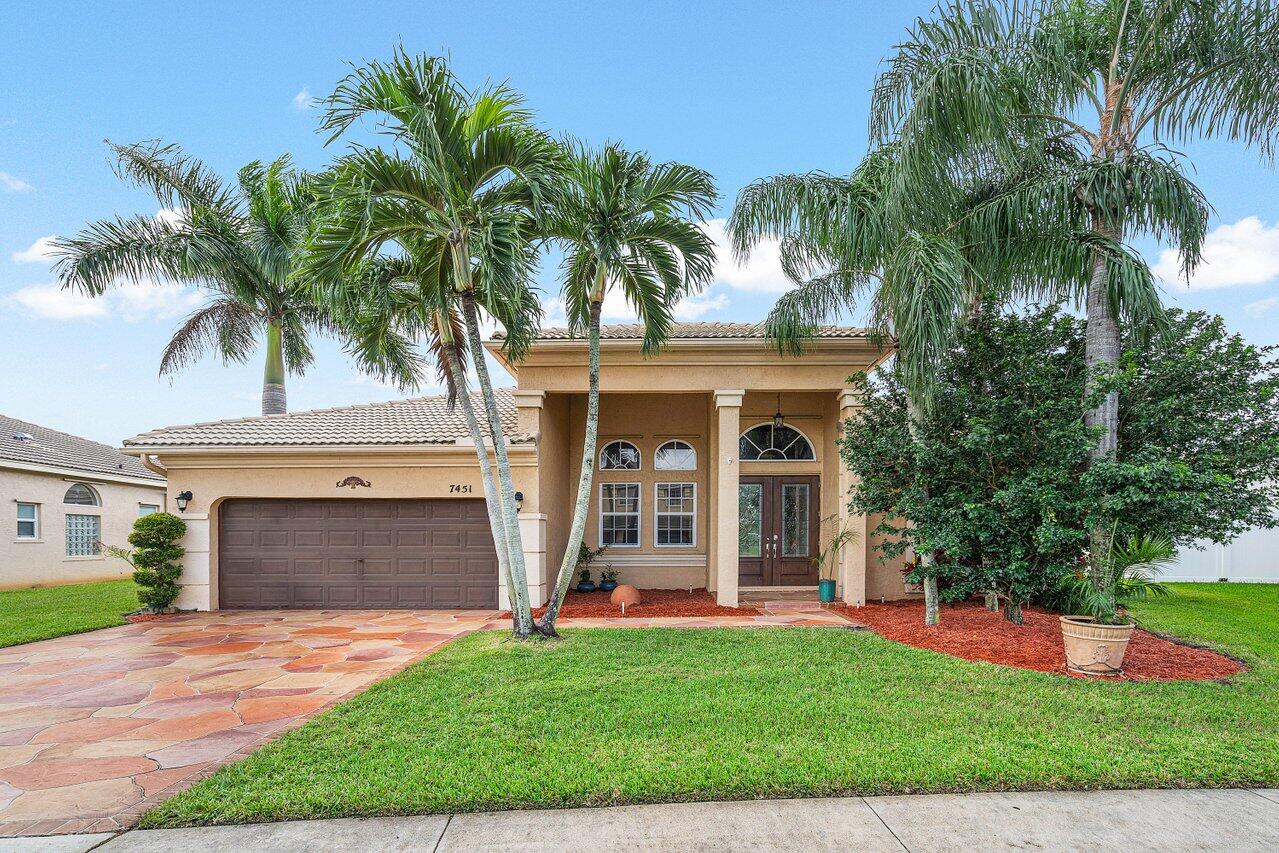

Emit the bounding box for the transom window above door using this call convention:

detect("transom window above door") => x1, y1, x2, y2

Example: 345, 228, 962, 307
600, 440, 641, 470
63, 483, 100, 506
654, 440, 696, 470
739, 424, 815, 461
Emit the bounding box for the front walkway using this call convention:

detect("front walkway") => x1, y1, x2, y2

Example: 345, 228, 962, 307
34, 788, 1279, 852
0, 601, 856, 838
0, 609, 502, 837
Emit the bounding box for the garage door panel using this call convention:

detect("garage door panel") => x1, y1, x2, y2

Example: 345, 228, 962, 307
218, 499, 498, 609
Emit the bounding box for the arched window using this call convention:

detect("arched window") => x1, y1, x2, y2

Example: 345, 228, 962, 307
63, 483, 101, 506
599, 440, 641, 470
654, 440, 696, 470
739, 424, 815, 461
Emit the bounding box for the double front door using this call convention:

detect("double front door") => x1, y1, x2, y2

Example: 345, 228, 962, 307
738, 475, 820, 586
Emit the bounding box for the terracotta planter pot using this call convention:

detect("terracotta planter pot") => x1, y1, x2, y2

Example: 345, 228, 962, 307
1060, 616, 1135, 675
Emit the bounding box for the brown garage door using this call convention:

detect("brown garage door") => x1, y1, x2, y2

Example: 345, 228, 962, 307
218, 499, 498, 609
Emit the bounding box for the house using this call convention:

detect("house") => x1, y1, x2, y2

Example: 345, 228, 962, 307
121, 323, 910, 611
2, 415, 167, 589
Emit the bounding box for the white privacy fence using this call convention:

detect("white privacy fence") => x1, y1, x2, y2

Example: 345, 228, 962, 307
1167, 525, 1279, 583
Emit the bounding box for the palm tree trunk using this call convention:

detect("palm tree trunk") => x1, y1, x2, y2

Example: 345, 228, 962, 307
536, 297, 603, 636
440, 329, 525, 636
1085, 216, 1123, 563
261, 321, 286, 415
905, 394, 940, 626
458, 292, 534, 632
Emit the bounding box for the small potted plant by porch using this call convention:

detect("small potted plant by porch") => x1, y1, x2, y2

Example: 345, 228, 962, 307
598, 567, 619, 593
1059, 532, 1174, 675
574, 543, 607, 593
813, 516, 858, 604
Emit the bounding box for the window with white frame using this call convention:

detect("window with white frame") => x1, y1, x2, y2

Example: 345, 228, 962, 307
66, 514, 101, 557
654, 440, 696, 470
600, 482, 640, 547
655, 483, 695, 547
138, 503, 160, 516
16, 503, 39, 539
63, 483, 100, 506
599, 440, 641, 470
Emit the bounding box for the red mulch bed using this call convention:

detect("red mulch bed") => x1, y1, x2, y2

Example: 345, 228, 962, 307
125, 613, 175, 624
526, 588, 761, 619
835, 599, 1245, 682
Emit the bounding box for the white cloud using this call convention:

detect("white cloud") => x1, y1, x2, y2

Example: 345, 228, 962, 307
7, 280, 203, 322
1154, 217, 1279, 291
673, 292, 730, 320
12, 235, 58, 263
293, 87, 316, 111
1245, 295, 1279, 317
0, 171, 33, 192
154, 207, 187, 226
702, 217, 792, 293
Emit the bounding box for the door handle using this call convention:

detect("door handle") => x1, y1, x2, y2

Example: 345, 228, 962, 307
357, 557, 365, 578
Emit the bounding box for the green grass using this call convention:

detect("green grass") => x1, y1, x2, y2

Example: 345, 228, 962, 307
0, 579, 139, 648
143, 583, 1279, 828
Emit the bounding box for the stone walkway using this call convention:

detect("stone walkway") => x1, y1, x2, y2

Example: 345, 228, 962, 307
0, 601, 858, 839
0, 609, 502, 837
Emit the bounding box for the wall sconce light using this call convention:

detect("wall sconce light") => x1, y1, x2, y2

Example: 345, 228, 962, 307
773, 393, 785, 431
175, 491, 193, 512
514, 491, 524, 511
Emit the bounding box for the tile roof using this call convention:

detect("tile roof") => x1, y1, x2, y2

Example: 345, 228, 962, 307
501, 322, 869, 340
123, 389, 528, 449
0, 414, 165, 481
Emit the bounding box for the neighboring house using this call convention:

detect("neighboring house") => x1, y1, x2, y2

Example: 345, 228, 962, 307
122, 323, 908, 612
2, 415, 167, 590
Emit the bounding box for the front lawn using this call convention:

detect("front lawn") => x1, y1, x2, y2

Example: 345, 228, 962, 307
144, 583, 1278, 827
0, 579, 138, 648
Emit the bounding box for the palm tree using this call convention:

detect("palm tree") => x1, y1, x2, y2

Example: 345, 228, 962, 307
317, 245, 538, 623
730, 142, 1111, 624
534, 142, 717, 636
871, 0, 1276, 560
54, 143, 330, 415
306, 50, 559, 637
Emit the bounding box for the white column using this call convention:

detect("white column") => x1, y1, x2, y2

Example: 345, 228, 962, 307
520, 511, 548, 607
837, 389, 868, 606
176, 512, 212, 611
714, 390, 744, 607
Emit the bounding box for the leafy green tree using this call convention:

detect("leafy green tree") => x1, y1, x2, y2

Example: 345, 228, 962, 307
872, 0, 1279, 564
55, 144, 332, 414
307, 50, 560, 637
535, 142, 716, 636
842, 307, 1279, 620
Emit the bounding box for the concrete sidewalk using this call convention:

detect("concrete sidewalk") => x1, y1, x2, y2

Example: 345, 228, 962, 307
8, 788, 1279, 852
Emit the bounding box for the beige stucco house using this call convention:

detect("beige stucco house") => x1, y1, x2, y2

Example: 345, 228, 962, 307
122, 323, 911, 611
2, 415, 167, 590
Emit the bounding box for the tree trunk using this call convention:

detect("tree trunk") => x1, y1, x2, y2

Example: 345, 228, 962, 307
537, 298, 602, 636
261, 321, 286, 415
440, 325, 526, 637
905, 394, 940, 626
985, 591, 999, 612
459, 292, 534, 632
1085, 216, 1123, 562
1003, 598, 1023, 625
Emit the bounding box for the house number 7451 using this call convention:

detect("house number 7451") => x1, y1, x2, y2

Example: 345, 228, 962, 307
449, 484, 473, 494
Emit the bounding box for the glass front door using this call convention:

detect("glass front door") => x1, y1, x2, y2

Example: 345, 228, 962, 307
737, 475, 819, 586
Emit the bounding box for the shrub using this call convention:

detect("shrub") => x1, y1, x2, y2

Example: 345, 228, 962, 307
122, 512, 187, 612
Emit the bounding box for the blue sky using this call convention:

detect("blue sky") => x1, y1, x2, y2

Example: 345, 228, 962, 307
2, 1, 1277, 446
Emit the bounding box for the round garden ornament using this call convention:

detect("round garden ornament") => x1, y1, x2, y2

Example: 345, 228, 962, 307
610, 585, 641, 608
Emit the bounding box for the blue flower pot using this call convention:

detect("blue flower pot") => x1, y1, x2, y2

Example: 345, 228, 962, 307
600, 581, 618, 592
818, 578, 837, 603
576, 581, 597, 593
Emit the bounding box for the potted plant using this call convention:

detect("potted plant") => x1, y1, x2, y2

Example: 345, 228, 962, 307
599, 567, 619, 593
813, 516, 859, 604
573, 542, 607, 593
1059, 531, 1174, 675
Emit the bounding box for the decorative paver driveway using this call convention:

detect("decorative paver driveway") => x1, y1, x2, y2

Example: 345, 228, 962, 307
0, 609, 502, 837
0, 600, 858, 838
